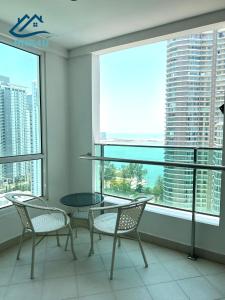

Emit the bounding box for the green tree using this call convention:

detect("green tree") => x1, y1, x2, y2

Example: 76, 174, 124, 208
104, 162, 116, 182
136, 183, 144, 193
120, 163, 147, 193
121, 163, 147, 180
152, 176, 163, 200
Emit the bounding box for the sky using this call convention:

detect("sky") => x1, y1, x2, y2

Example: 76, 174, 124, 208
100, 41, 167, 136
0, 40, 166, 137
0, 42, 39, 93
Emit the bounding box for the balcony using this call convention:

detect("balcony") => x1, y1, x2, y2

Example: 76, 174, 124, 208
93, 143, 223, 217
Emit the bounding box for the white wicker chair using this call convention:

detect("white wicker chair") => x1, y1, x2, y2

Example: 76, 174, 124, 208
88, 196, 152, 279
5, 193, 77, 279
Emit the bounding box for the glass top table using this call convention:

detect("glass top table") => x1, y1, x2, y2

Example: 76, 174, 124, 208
60, 192, 104, 208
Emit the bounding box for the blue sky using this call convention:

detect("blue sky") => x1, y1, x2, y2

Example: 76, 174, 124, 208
100, 41, 167, 135
0, 40, 166, 136
0, 42, 38, 93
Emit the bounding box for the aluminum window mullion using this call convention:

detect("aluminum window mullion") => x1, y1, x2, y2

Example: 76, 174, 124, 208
0, 154, 44, 164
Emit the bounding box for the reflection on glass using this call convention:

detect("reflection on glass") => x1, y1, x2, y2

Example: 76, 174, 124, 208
102, 160, 164, 202
95, 145, 222, 216
0, 160, 42, 208
0, 43, 41, 157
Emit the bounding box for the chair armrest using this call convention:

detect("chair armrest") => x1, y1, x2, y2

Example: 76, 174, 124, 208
5, 193, 68, 225
89, 204, 123, 212
134, 196, 153, 201
5, 193, 49, 207
34, 196, 49, 207
89, 196, 153, 212
88, 196, 153, 227
25, 203, 68, 226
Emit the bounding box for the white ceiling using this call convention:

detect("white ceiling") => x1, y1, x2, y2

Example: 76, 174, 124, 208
1, 0, 225, 49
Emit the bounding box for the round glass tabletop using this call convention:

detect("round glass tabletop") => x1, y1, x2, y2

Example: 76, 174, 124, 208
60, 192, 104, 208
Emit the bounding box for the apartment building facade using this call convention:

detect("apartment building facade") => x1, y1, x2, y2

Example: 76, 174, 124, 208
0, 76, 40, 195
164, 29, 225, 214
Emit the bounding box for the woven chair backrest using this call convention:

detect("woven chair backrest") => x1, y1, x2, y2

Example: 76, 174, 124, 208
117, 199, 147, 232
10, 198, 33, 231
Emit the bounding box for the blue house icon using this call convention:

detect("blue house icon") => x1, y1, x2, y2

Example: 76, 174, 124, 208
9, 14, 49, 38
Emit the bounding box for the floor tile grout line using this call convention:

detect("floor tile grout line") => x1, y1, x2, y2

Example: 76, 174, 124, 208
163, 265, 202, 281
203, 273, 225, 297
112, 285, 153, 300
160, 257, 225, 279
175, 278, 192, 300
76, 269, 113, 297
176, 275, 225, 300
2, 231, 225, 300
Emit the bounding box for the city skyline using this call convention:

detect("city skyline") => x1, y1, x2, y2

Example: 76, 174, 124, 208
99, 28, 225, 215
0, 29, 224, 214
0, 43, 41, 204
163, 29, 224, 214
100, 29, 225, 144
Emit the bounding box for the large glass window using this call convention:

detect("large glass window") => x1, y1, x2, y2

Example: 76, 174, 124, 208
0, 43, 43, 208
98, 27, 225, 216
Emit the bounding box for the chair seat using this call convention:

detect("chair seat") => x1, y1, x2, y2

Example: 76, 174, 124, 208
93, 213, 130, 234
32, 213, 70, 233
72, 210, 88, 219
94, 213, 117, 234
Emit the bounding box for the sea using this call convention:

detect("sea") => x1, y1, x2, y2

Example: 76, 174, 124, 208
99, 133, 165, 188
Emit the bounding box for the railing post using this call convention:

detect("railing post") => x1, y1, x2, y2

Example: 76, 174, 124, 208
100, 145, 104, 209
188, 147, 198, 260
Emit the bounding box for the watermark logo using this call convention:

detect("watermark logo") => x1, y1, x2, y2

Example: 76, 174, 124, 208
9, 14, 49, 38
9, 14, 50, 48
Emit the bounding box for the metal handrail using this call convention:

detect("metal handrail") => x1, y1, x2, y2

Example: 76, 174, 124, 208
95, 143, 222, 151
80, 151, 225, 261
80, 154, 225, 171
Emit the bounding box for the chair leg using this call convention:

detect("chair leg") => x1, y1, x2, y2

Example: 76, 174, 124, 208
56, 231, 60, 247
65, 234, 69, 251
74, 223, 78, 238
69, 225, 77, 260
110, 236, 117, 280
73, 209, 78, 238
88, 227, 94, 256
31, 233, 36, 279
17, 228, 25, 260
136, 231, 148, 268
118, 237, 121, 247
99, 234, 102, 240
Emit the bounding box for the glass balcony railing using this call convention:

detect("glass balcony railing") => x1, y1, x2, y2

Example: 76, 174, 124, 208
94, 144, 223, 216
0, 159, 42, 208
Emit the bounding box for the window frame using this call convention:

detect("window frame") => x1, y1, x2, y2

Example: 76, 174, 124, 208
94, 25, 225, 219
0, 38, 47, 209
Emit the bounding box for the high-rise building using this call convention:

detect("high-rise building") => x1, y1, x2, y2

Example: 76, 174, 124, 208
0, 76, 27, 180
0, 77, 41, 195
164, 29, 225, 214
30, 81, 41, 195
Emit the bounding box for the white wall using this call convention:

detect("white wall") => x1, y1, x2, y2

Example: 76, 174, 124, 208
44, 52, 70, 205
68, 54, 93, 194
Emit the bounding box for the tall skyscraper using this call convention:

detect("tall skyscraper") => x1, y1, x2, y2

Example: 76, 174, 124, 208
0, 77, 41, 195
0, 76, 27, 180
30, 81, 41, 195
164, 29, 225, 214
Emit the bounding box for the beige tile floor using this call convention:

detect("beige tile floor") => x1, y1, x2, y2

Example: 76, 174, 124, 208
0, 227, 225, 300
